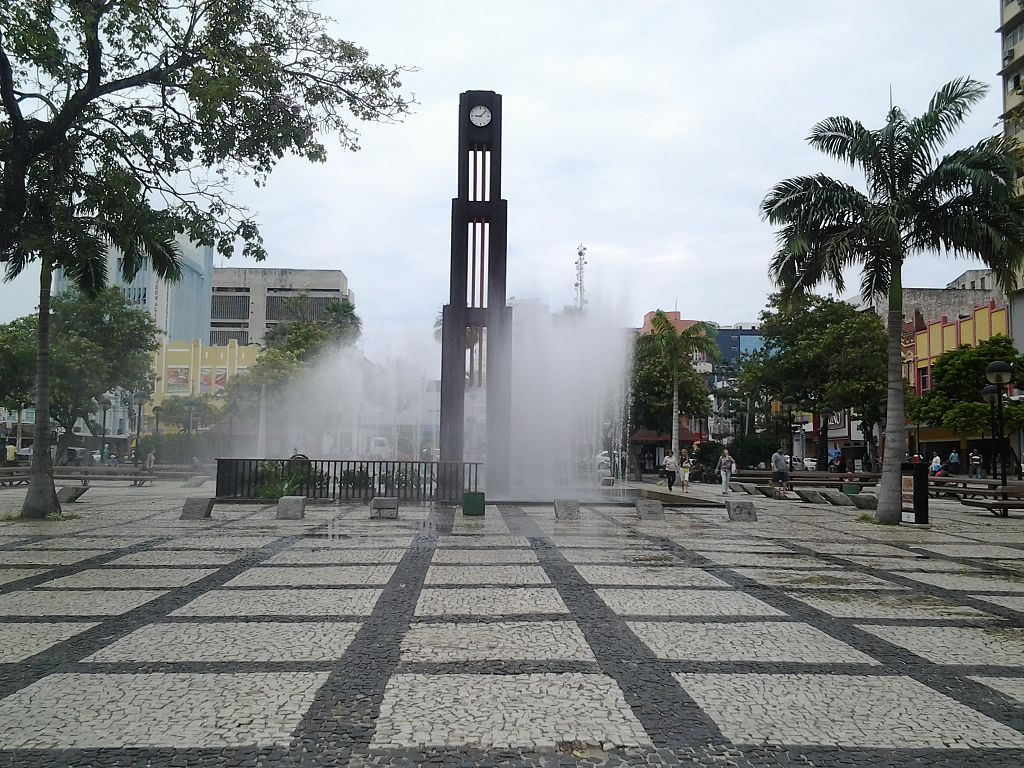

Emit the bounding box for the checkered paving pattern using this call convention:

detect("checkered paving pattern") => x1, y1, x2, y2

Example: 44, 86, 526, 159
0, 485, 1022, 767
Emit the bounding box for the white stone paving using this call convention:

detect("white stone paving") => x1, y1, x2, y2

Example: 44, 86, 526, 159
372, 673, 650, 749
0, 567, 48, 585
172, 588, 383, 616
697, 552, 841, 569
400, 621, 595, 662
788, 592, 998, 620
224, 565, 396, 587
109, 550, 240, 566
0, 622, 100, 662
424, 565, 550, 585
157, 535, 284, 550
674, 673, 1024, 748
972, 594, 1024, 612
0, 589, 168, 616
574, 565, 731, 588
86, 621, 362, 662
855, 625, 1024, 666
629, 621, 878, 664
265, 548, 407, 565
415, 588, 568, 616
896, 571, 1024, 592
559, 548, 679, 564
969, 676, 1024, 704
22, 537, 156, 550
734, 568, 904, 590
836, 556, 985, 573
430, 549, 539, 564
596, 588, 785, 617
911, 544, 1024, 559
0, 672, 329, 748
0, 550, 109, 565
38, 567, 216, 589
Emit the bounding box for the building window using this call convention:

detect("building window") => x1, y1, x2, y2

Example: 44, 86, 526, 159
980, 277, 987, 289
970, 281, 976, 289
211, 294, 250, 320
918, 366, 930, 392
210, 330, 250, 345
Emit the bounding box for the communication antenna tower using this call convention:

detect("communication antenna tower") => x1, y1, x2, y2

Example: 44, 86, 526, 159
574, 243, 587, 310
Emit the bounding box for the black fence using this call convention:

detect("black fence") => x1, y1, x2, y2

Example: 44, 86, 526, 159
215, 457, 482, 503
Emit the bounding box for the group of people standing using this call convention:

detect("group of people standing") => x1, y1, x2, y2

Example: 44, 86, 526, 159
662, 449, 738, 495
923, 448, 984, 478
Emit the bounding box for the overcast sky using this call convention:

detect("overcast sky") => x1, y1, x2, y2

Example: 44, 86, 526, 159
0, 1, 1007, 366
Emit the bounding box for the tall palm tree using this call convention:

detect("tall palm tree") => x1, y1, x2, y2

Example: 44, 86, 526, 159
761, 78, 1024, 524
5, 197, 181, 519
646, 311, 719, 461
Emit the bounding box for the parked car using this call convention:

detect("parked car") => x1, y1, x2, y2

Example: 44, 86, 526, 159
60, 447, 96, 466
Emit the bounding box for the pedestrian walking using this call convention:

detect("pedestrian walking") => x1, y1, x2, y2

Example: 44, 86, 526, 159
948, 449, 961, 476
716, 450, 736, 495
662, 451, 678, 492
144, 450, 156, 472
929, 453, 941, 475
770, 447, 790, 489
969, 448, 983, 478
680, 455, 691, 491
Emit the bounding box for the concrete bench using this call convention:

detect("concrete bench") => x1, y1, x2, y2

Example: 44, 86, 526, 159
725, 500, 758, 522
56, 486, 89, 503
181, 475, 211, 488
554, 499, 581, 519
277, 496, 306, 520
370, 496, 399, 519
635, 499, 665, 520
180, 497, 216, 519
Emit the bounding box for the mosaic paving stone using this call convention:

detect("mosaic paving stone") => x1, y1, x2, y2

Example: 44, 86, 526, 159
972, 594, 1024, 612
994, 559, 1024, 572
86, 621, 361, 662
896, 571, 1024, 592
0, 672, 329, 748
292, 536, 414, 549
911, 544, 1024, 559
0, 550, 108, 566
0, 589, 167, 616
430, 548, 539, 564
798, 543, 920, 557
172, 588, 383, 616
39, 567, 217, 589
629, 621, 878, 664
548, 536, 639, 548
596, 588, 785, 617
158, 535, 284, 550
424, 565, 551, 585
733, 568, 904, 590
969, 676, 1024, 704
0, 622, 100, 663
786, 591, 995, 620
22, 537, 156, 550
415, 588, 568, 616
400, 621, 596, 662
697, 552, 840, 569
574, 565, 731, 588
0, 567, 49, 585
559, 548, 679, 564
855, 625, 1024, 666
108, 550, 240, 566
224, 565, 397, 587
372, 673, 650, 749
265, 548, 407, 564
682, 540, 795, 553
437, 535, 530, 548
674, 673, 1024, 748
837, 556, 984, 572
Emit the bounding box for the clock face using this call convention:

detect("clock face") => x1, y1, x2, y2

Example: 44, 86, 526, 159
469, 105, 492, 127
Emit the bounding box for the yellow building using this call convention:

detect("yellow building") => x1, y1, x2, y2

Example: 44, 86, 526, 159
151, 339, 260, 407
913, 301, 1009, 394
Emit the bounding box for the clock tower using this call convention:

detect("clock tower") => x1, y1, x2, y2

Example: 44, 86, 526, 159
439, 91, 511, 495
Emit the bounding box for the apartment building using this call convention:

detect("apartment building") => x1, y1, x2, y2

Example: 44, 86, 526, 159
210, 268, 355, 346
1001, 0, 1024, 138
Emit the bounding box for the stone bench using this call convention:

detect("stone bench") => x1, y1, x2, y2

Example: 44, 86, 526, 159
180, 497, 216, 520
554, 499, 581, 519
755, 485, 786, 500
793, 489, 828, 504
725, 499, 758, 522
635, 499, 665, 520
370, 496, 399, 519
850, 493, 878, 510
182, 475, 211, 488
817, 488, 856, 507
56, 485, 89, 503
276, 495, 306, 520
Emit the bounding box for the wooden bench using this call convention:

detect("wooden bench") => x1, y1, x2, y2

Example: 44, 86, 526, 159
0, 467, 155, 488
953, 486, 1024, 518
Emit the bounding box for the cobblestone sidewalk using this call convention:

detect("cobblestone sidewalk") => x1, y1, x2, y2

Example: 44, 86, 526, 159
0, 483, 1022, 766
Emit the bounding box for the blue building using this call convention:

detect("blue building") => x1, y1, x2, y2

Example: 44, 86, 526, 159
714, 325, 764, 369
53, 235, 214, 344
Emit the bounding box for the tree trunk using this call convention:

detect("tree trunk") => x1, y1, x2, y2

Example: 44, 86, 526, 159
21, 256, 61, 519
670, 373, 680, 461
876, 266, 905, 524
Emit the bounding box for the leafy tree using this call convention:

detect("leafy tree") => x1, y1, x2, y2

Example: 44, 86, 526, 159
0, 317, 34, 409
761, 78, 1024, 523
631, 334, 711, 434
730, 432, 779, 471
1, 0, 406, 517
265, 296, 361, 361
155, 395, 217, 434
0, 289, 159, 456
640, 311, 718, 460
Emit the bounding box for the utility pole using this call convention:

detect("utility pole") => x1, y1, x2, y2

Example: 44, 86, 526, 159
574, 243, 587, 311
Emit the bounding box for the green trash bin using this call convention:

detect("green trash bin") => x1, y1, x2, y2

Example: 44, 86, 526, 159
462, 491, 485, 516
841, 483, 861, 495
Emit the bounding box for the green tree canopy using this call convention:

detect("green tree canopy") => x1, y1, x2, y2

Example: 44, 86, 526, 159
264, 296, 362, 361
631, 335, 712, 433
761, 77, 1024, 523
0, 316, 34, 409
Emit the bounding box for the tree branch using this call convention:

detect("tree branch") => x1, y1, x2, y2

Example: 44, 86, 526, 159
0, 31, 25, 133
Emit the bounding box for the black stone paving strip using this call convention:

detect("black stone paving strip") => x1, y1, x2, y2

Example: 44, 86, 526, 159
498, 504, 726, 750
397, 660, 604, 675
585, 509, 1024, 742
409, 611, 572, 624
281, 509, 443, 766
0, 533, 302, 700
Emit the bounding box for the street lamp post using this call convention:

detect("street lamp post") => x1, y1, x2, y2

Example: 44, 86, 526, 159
783, 396, 797, 471
818, 406, 834, 473
985, 361, 1014, 491
982, 385, 998, 479
152, 405, 162, 437
133, 392, 147, 467
100, 397, 111, 456
734, 403, 748, 439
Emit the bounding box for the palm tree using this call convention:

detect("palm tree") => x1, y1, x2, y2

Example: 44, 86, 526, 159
761, 77, 1024, 524
5, 200, 180, 519
645, 311, 719, 461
